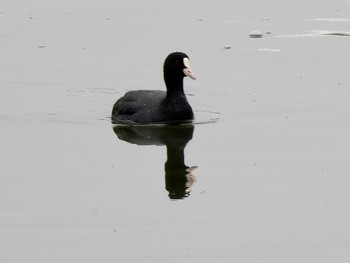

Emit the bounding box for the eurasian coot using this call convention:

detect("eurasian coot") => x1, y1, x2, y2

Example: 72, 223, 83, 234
111, 52, 196, 124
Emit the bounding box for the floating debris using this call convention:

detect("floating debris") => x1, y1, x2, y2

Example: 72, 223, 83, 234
223, 45, 231, 49
249, 30, 263, 38
37, 44, 45, 48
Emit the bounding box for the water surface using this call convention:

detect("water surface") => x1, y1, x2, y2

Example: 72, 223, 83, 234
1, 0, 350, 262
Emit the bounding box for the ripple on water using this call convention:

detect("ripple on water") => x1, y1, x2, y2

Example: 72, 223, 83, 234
275, 30, 350, 38
306, 18, 350, 22
193, 110, 221, 125
111, 110, 220, 127
276, 17, 350, 38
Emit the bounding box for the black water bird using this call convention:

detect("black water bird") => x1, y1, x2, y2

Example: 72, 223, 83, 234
111, 52, 196, 124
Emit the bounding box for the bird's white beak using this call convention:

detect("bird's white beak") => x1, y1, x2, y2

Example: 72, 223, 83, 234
183, 57, 196, 80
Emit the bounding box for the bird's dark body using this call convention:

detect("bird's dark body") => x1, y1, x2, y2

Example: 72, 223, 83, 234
111, 52, 195, 125
112, 90, 193, 124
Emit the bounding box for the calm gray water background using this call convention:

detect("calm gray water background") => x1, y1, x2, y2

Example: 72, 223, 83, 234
1, 0, 350, 262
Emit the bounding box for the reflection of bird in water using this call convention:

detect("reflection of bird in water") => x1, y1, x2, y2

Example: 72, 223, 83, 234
165, 163, 197, 199
113, 124, 197, 199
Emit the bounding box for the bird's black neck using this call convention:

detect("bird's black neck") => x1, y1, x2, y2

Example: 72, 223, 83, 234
164, 74, 185, 98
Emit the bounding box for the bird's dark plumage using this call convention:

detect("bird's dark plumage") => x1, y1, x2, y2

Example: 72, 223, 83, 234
111, 52, 196, 124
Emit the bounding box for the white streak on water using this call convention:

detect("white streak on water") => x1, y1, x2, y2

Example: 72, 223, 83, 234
306, 18, 350, 22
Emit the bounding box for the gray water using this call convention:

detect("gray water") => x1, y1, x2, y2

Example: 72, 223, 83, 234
1, 0, 350, 262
